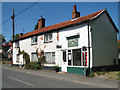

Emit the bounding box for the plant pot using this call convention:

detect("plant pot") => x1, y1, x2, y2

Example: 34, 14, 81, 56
55, 68, 59, 72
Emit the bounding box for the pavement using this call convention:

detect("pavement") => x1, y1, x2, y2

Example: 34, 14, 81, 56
2, 64, 119, 88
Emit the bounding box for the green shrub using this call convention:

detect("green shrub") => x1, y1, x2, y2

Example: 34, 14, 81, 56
20, 50, 30, 65
90, 72, 94, 77
2, 58, 7, 61
25, 61, 41, 70
52, 65, 59, 69
52, 65, 59, 72
117, 72, 120, 76
40, 56, 46, 64
2, 57, 12, 61
7, 57, 12, 61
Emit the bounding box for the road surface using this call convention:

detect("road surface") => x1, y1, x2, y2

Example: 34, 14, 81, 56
2, 68, 100, 88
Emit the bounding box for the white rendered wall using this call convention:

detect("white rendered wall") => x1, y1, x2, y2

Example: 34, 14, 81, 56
59, 24, 88, 50
91, 12, 118, 66
13, 32, 59, 66
59, 24, 92, 68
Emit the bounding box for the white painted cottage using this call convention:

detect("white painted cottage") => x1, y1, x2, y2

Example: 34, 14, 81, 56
12, 5, 119, 75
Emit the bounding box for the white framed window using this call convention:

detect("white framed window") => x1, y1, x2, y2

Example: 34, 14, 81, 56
45, 52, 55, 64
15, 41, 19, 48
31, 53, 38, 62
44, 33, 52, 42
31, 36, 37, 45
16, 54, 19, 63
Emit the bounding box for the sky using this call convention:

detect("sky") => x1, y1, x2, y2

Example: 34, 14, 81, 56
2, 2, 119, 42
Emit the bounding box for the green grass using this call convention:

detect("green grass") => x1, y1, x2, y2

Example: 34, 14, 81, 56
94, 71, 120, 80
117, 72, 120, 76
90, 72, 94, 77
116, 72, 120, 80
97, 72, 105, 75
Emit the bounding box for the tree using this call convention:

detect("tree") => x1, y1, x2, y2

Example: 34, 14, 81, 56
34, 23, 38, 30
12, 34, 19, 40
36, 48, 46, 67
0, 34, 6, 44
8, 34, 19, 43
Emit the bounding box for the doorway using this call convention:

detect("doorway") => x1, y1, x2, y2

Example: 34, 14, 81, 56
61, 51, 67, 72
73, 49, 81, 66
62, 49, 82, 72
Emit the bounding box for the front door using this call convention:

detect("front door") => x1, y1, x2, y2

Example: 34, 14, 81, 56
62, 51, 67, 72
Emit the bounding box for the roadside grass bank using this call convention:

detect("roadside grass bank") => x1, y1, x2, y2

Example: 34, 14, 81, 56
91, 71, 120, 80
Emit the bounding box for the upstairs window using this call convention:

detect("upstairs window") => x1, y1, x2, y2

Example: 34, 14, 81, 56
15, 41, 19, 48
31, 36, 37, 45
44, 33, 52, 42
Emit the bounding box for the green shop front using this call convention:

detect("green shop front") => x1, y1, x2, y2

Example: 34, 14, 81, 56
61, 35, 90, 76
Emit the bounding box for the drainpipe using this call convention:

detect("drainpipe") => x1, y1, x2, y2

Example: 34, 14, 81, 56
87, 20, 91, 76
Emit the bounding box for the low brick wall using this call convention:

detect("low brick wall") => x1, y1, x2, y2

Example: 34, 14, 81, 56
0, 61, 12, 64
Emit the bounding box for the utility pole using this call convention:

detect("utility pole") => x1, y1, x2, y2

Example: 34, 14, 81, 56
11, 9, 15, 40
11, 9, 15, 67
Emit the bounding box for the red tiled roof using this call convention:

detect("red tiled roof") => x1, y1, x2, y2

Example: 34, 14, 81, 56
3, 43, 12, 47
14, 9, 118, 41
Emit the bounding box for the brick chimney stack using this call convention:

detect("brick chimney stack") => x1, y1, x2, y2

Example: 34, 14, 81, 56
72, 5, 80, 19
19, 33, 23, 37
38, 16, 45, 29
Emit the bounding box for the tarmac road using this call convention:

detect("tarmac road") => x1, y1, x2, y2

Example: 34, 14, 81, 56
2, 68, 99, 88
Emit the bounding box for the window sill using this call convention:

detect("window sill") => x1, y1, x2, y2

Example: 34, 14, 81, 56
15, 46, 19, 48
44, 64, 56, 67
31, 43, 37, 46
44, 41, 53, 43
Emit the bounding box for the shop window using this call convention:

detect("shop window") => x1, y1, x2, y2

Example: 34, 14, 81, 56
45, 52, 55, 64
31, 53, 38, 62
31, 36, 37, 45
44, 33, 52, 42
66, 49, 87, 67
73, 49, 81, 66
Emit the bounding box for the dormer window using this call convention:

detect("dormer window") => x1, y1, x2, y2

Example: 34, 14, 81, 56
31, 36, 37, 45
44, 33, 52, 43
15, 41, 19, 48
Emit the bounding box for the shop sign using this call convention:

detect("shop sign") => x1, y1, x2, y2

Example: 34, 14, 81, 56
68, 37, 78, 47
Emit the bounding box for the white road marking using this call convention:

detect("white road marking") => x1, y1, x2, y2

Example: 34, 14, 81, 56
8, 76, 34, 87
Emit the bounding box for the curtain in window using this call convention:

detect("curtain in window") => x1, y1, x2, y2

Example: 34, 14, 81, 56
31, 53, 38, 62
45, 52, 55, 64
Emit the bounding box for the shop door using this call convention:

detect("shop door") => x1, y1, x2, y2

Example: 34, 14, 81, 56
62, 51, 67, 72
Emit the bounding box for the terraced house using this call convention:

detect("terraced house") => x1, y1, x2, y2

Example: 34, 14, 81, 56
12, 5, 119, 75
